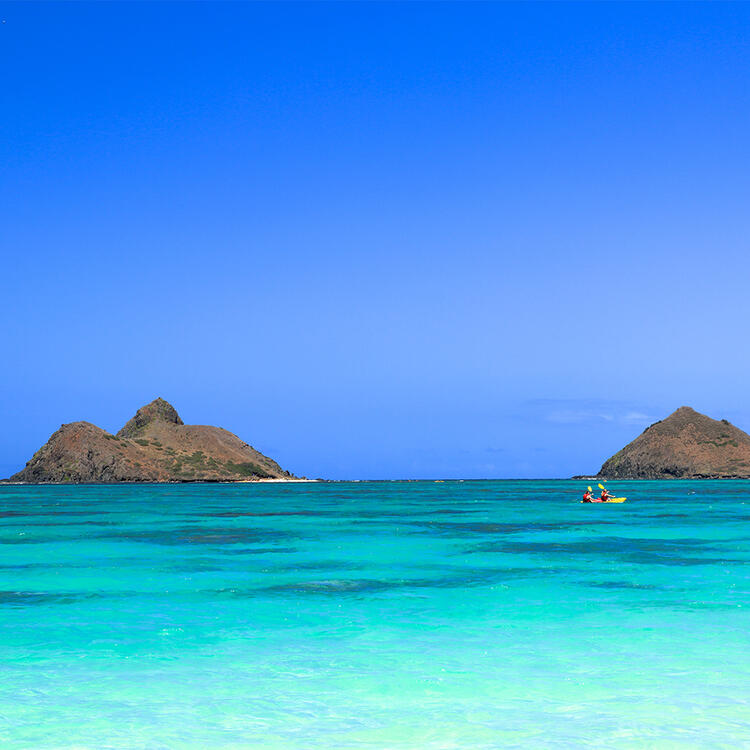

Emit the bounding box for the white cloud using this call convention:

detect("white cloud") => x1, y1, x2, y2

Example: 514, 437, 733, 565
546, 410, 614, 424
622, 412, 656, 424
530, 399, 659, 428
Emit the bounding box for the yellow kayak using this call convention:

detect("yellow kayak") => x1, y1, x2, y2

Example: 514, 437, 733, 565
580, 497, 627, 504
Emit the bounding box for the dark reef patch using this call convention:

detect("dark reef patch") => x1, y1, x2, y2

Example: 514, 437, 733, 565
0, 509, 107, 518
257, 579, 396, 595
218, 546, 299, 555
0, 590, 119, 606
203, 510, 325, 518
95, 526, 299, 546
274, 560, 366, 572
5, 520, 118, 528
0, 535, 62, 545
405, 520, 616, 537
587, 581, 661, 590
465, 535, 747, 567
224, 564, 576, 597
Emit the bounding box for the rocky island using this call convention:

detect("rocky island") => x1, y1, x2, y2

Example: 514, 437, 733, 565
6, 398, 298, 483
597, 406, 750, 479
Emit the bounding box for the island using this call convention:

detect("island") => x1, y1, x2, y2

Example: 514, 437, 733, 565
6, 398, 301, 483
595, 406, 750, 479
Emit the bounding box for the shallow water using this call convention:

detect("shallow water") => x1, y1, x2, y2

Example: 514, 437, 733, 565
1, 480, 749, 748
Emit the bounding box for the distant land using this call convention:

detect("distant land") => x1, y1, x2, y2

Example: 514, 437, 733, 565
589, 406, 750, 479
7, 400, 750, 484
5, 398, 300, 484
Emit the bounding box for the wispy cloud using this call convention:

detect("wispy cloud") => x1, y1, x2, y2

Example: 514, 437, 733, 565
546, 410, 614, 424
622, 412, 656, 425
525, 399, 658, 427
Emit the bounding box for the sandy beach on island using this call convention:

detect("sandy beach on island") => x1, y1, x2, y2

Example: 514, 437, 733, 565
249, 477, 319, 483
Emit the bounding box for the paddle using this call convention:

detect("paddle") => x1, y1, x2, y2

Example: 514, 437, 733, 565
595, 482, 627, 502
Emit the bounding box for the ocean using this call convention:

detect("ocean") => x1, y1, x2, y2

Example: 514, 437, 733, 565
1, 480, 748, 748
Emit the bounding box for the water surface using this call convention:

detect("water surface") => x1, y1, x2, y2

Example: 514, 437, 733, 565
1, 480, 749, 748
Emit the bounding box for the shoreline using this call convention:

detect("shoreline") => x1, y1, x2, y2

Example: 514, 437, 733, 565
5, 476, 750, 487
0, 477, 320, 486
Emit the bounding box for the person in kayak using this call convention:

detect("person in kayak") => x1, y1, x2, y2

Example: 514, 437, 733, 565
582, 488, 595, 503
599, 488, 613, 502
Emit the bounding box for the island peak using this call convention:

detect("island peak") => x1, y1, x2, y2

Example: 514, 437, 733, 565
116, 397, 184, 438
598, 406, 750, 479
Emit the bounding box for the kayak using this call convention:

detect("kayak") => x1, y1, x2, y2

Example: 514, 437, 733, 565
581, 497, 626, 503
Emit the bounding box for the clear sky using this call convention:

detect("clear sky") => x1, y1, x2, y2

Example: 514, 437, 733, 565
2, 2, 750, 479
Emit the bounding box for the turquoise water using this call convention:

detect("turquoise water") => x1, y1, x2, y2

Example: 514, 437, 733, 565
1, 480, 749, 748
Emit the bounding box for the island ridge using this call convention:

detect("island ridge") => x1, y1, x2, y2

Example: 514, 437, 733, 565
7, 398, 296, 483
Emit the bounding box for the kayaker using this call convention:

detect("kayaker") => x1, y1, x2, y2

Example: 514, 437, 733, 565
600, 488, 613, 502
582, 488, 594, 503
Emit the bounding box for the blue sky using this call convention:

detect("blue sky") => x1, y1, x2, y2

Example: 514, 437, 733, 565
2, 2, 750, 479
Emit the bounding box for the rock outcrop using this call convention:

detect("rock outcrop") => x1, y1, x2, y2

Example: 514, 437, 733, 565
8, 398, 294, 483
598, 406, 750, 479
116, 397, 184, 438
